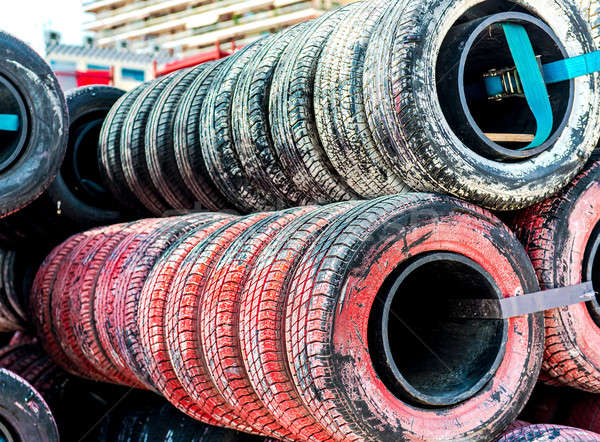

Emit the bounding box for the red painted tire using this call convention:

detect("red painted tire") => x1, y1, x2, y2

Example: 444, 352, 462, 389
284, 194, 544, 440
31, 227, 107, 376
52, 223, 133, 382
78, 218, 163, 387
513, 161, 600, 392
496, 424, 600, 441
165, 213, 271, 434
105, 214, 223, 388
239, 202, 358, 441
200, 207, 311, 439
140, 215, 237, 427
93, 217, 173, 388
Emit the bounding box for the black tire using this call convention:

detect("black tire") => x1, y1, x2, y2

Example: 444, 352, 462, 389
121, 71, 187, 215
0, 86, 127, 247
200, 38, 275, 213
174, 60, 231, 212
98, 82, 150, 212
363, 0, 600, 210
314, 0, 407, 198
0, 32, 68, 218
232, 23, 311, 208
269, 6, 357, 204
146, 65, 208, 212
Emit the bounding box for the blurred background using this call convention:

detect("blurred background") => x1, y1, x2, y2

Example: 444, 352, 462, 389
1, 0, 358, 91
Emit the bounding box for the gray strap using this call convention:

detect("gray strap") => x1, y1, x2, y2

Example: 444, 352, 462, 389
447, 282, 595, 320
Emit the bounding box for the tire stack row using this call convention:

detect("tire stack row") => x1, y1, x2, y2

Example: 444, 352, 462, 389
32, 193, 547, 441
99, 0, 600, 217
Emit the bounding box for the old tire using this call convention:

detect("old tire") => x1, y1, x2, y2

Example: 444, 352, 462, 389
0, 32, 68, 218
284, 194, 544, 440
513, 161, 600, 392
363, 0, 600, 210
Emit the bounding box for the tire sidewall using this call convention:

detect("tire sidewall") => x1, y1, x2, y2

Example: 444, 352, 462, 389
409, 0, 599, 207
330, 205, 544, 440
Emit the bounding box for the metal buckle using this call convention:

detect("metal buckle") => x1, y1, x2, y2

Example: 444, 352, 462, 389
483, 55, 542, 101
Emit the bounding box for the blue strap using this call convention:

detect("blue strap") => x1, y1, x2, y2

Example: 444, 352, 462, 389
501, 23, 553, 149
0, 114, 18, 132
542, 51, 600, 84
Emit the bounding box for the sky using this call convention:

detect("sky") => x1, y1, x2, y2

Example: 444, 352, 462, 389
0, 0, 88, 55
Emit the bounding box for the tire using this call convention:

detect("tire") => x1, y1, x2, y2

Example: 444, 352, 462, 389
577, 1, 600, 46
165, 214, 271, 434
232, 23, 310, 208
269, 6, 356, 204
512, 161, 600, 392
200, 38, 275, 213
174, 60, 231, 212
0, 86, 129, 247
239, 201, 357, 441
199, 207, 310, 439
99, 82, 150, 211
284, 194, 543, 440
0, 369, 59, 442
121, 71, 187, 215
139, 215, 241, 428
0, 32, 68, 218
146, 65, 208, 211
496, 424, 600, 441
363, 0, 600, 210
314, 0, 407, 198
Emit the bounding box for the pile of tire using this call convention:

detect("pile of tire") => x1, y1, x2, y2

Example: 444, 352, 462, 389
0, 84, 130, 248
32, 193, 547, 440
99, 0, 599, 217
513, 161, 600, 394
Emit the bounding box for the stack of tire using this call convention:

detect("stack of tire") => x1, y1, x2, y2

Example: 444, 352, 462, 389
0, 32, 131, 250
32, 193, 548, 440
98, 0, 599, 217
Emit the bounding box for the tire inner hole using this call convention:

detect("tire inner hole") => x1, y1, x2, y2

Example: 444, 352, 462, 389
368, 252, 508, 407
63, 111, 112, 209
437, 7, 572, 161
0, 74, 29, 172
0, 416, 19, 442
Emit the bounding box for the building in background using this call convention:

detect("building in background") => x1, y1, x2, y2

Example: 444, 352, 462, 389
81, 0, 357, 59
46, 39, 174, 90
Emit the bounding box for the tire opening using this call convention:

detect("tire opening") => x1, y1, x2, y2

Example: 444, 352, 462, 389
0, 416, 19, 442
436, 8, 573, 161
583, 221, 600, 327
63, 111, 112, 209
0, 75, 29, 172
368, 252, 507, 407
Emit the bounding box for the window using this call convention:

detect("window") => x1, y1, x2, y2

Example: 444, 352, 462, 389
121, 68, 145, 82
87, 63, 110, 70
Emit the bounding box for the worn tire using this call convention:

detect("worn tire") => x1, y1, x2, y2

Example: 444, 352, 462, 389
314, 0, 407, 198
200, 39, 275, 213
233, 24, 310, 208
0, 32, 68, 218
98, 82, 149, 211
174, 60, 231, 212
513, 161, 600, 392
269, 7, 356, 204
363, 0, 600, 210
284, 194, 543, 440
496, 424, 600, 441
146, 65, 207, 211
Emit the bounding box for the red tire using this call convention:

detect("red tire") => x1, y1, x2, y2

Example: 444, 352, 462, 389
31, 227, 108, 377
284, 194, 544, 440
165, 213, 271, 434
136, 214, 240, 427
513, 161, 600, 392
496, 424, 600, 441
200, 207, 311, 439
239, 202, 357, 441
